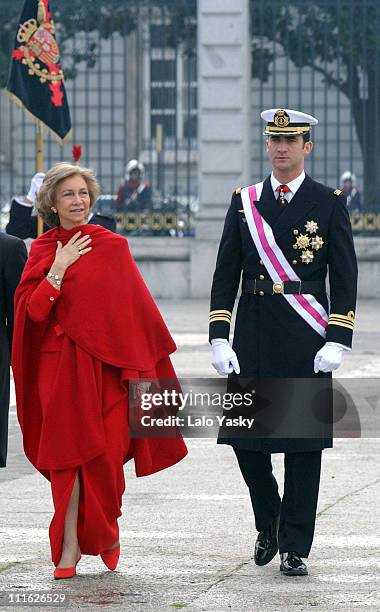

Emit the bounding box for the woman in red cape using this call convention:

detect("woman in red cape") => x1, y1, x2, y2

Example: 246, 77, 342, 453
12, 162, 187, 579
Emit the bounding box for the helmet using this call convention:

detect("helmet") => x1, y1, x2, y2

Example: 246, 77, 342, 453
340, 171, 356, 186
125, 159, 145, 180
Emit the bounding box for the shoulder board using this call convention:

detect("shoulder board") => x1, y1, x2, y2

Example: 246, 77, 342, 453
235, 187, 242, 195
333, 189, 342, 196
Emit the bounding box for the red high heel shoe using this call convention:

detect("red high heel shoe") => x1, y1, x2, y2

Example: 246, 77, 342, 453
53, 553, 81, 580
100, 543, 120, 571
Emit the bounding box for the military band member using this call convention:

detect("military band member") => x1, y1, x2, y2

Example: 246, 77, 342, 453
209, 109, 358, 576
116, 159, 153, 213
340, 171, 363, 213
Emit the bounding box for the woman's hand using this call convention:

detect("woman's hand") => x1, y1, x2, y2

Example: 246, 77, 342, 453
52, 231, 92, 275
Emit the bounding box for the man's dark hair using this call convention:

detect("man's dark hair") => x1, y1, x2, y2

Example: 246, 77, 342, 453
302, 133, 311, 145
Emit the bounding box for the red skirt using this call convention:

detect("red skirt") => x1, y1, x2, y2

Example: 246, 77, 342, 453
37, 344, 187, 566
39, 352, 130, 566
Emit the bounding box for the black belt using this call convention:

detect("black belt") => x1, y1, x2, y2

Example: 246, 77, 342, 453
243, 279, 325, 295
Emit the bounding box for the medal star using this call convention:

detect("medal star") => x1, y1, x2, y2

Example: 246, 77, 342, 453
295, 234, 310, 249
311, 235, 324, 250
301, 250, 314, 264
305, 220, 319, 234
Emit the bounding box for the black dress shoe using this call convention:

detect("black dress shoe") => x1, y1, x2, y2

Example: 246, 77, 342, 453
280, 552, 308, 576
254, 515, 279, 566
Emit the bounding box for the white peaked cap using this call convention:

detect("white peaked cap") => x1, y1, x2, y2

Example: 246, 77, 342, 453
261, 108, 318, 136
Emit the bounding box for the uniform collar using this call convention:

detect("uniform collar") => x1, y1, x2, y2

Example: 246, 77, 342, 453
271, 170, 306, 196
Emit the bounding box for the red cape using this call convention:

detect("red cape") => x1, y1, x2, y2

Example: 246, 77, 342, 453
12, 223, 187, 477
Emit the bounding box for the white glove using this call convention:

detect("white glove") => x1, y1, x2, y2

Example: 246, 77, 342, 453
211, 339, 240, 376
314, 342, 348, 373
26, 172, 45, 204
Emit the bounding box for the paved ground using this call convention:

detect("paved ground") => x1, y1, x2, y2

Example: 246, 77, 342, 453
0, 299, 379, 611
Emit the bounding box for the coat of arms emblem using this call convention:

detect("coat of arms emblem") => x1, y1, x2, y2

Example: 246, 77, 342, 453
11, 1, 64, 104
273, 110, 290, 128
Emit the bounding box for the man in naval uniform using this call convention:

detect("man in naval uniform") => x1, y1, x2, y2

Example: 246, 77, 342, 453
209, 109, 357, 576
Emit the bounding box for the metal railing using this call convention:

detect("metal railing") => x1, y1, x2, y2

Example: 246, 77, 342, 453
0, 0, 197, 231
250, 0, 380, 214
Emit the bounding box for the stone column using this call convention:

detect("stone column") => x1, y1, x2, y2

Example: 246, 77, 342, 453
190, 0, 251, 297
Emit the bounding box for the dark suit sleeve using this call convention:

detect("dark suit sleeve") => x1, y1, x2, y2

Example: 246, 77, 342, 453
5, 199, 38, 239
209, 192, 242, 342
326, 193, 358, 347
4, 238, 27, 345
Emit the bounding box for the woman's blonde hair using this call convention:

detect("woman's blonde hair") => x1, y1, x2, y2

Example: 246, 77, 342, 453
37, 162, 100, 227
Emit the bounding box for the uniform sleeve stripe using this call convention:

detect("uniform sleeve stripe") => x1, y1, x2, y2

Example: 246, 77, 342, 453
329, 313, 355, 321
328, 321, 354, 330
329, 317, 354, 327
209, 316, 232, 324
328, 317, 354, 325
209, 309, 232, 316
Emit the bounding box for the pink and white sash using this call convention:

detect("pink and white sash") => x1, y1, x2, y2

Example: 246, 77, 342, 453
241, 183, 328, 338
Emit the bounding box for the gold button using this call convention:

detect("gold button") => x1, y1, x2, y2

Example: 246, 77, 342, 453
293, 244, 298, 249
259, 259, 264, 265
49, 297, 55, 302
292, 259, 298, 265
293, 229, 299, 235
259, 290, 265, 297
259, 274, 265, 280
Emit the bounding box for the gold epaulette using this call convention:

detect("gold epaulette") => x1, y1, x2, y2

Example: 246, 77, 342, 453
334, 189, 342, 196
235, 187, 242, 195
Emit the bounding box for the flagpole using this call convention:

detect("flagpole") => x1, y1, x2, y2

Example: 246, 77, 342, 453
37, 122, 44, 236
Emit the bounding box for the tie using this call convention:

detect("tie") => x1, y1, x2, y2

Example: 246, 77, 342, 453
276, 184, 290, 207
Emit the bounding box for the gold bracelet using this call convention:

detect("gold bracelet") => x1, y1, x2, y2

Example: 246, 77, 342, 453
47, 272, 62, 288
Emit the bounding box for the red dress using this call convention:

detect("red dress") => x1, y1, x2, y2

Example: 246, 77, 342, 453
12, 223, 187, 566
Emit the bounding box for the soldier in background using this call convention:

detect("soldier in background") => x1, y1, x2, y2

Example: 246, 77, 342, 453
6, 173, 47, 238
116, 160, 153, 213
340, 171, 362, 213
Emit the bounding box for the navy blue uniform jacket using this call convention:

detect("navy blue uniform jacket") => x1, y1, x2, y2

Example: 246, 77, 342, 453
209, 175, 358, 453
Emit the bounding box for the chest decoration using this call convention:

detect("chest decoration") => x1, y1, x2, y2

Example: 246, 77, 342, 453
241, 184, 328, 338
292, 220, 324, 264
305, 220, 319, 233
300, 250, 314, 264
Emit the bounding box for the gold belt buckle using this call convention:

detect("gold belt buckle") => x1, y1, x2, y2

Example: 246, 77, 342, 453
272, 281, 284, 295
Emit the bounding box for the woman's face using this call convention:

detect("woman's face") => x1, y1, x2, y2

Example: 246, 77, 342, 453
54, 175, 91, 229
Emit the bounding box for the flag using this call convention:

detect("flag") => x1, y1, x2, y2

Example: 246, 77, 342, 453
6, 0, 71, 143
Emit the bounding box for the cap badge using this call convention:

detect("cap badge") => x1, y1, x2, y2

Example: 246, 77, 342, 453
273, 110, 290, 128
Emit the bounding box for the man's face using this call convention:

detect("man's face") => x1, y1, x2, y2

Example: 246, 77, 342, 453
130, 169, 141, 183
266, 135, 313, 174
343, 179, 352, 191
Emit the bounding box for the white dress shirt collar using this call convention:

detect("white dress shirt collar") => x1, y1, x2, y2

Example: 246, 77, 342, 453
271, 170, 306, 199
